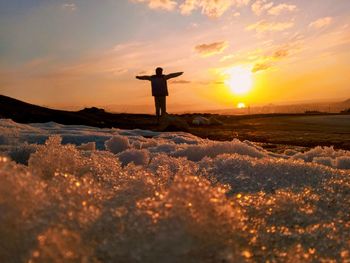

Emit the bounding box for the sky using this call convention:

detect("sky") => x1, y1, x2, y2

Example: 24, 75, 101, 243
0, 0, 349, 112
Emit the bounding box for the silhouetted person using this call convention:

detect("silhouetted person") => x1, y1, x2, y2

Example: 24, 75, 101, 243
136, 67, 183, 122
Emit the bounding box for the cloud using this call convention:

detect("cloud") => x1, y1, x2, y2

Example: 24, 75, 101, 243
252, 63, 271, 72
250, 43, 298, 73
133, 0, 250, 17
251, 1, 297, 16
233, 12, 241, 17
170, 80, 191, 84
133, 0, 177, 11
220, 54, 237, 62
268, 4, 297, 15
181, 0, 250, 17
251, 0, 273, 16
309, 17, 333, 29
62, 3, 77, 11
246, 20, 294, 32
273, 49, 289, 58
110, 68, 128, 75
195, 41, 228, 57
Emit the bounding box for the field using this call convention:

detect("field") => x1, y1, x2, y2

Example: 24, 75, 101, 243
187, 114, 350, 151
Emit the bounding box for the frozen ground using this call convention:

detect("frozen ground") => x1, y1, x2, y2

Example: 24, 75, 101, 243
290, 115, 350, 126
0, 119, 349, 262
220, 114, 350, 150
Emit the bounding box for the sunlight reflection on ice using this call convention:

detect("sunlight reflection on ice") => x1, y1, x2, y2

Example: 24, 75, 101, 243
0, 119, 349, 262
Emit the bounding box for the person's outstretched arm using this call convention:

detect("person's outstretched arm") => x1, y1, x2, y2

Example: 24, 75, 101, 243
136, 75, 152, 81
165, 72, 184, 80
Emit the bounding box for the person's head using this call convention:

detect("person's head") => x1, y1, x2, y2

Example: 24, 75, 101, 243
155, 67, 163, 76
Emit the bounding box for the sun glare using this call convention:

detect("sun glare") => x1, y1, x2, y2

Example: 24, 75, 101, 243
237, 102, 246, 109
224, 66, 253, 95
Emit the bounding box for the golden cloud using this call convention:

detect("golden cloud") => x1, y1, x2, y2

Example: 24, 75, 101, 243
251, 1, 297, 16
309, 17, 333, 29
268, 4, 296, 15
249, 44, 296, 73
133, 0, 177, 11
251, 0, 273, 16
252, 63, 271, 72
195, 41, 229, 57
246, 20, 294, 32
133, 0, 250, 17
181, 0, 249, 18
273, 49, 289, 58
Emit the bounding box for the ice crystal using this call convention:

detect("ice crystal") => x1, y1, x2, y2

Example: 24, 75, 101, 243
0, 119, 349, 262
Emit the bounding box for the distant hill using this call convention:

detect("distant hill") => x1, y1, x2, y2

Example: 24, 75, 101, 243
0, 95, 153, 129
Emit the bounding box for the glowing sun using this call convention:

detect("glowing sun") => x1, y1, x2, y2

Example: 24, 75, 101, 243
224, 66, 253, 95
237, 102, 246, 109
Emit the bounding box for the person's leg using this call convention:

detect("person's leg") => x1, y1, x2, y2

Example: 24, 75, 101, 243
160, 96, 167, 116
154, 97, 161, 122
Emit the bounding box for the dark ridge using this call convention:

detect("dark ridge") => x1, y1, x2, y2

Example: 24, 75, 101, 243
0, 95, 155, 129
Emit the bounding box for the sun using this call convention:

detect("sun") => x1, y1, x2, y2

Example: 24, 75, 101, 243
237, 102, 246, 109
224, 66, 253, 95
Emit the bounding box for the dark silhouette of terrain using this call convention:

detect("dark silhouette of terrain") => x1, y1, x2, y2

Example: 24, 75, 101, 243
0, 95, 154, 129
1, 95, 350, 150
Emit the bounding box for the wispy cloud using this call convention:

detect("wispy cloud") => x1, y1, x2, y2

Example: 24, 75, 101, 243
233, 12, 241, 17
133, 0, 250, 17
195, 41, 229, 57
246, 20, 294, 32
273, 49, 289, 58
251, 41, 302, 73
170, 79, 191, 84
109, 68, 129, 75
251, 0, 273, 16
252, 63, 271, 72
62, 3, 77, 11
268, 4, 297, 15
251, 1, 297, 16
180, 0, 250, 17
309, 17, 333, 29
133, 0, 177, 11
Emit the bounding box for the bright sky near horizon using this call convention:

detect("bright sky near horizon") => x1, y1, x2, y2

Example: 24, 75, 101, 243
0, 0, 349, 112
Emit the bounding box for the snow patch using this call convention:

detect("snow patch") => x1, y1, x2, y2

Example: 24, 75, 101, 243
0, 119, 349, 262
105, 135, 130, 154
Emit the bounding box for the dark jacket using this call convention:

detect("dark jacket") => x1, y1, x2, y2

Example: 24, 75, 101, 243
136, 72, 183, 97
151, 75, 168, 97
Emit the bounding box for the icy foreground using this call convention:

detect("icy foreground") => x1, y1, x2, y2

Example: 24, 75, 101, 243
0, 119, 349, 262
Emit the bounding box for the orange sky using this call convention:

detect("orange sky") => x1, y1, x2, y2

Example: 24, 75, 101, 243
0, 0, 349, 112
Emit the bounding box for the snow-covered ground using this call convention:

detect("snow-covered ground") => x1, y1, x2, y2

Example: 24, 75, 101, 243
0, 119, 349, 262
